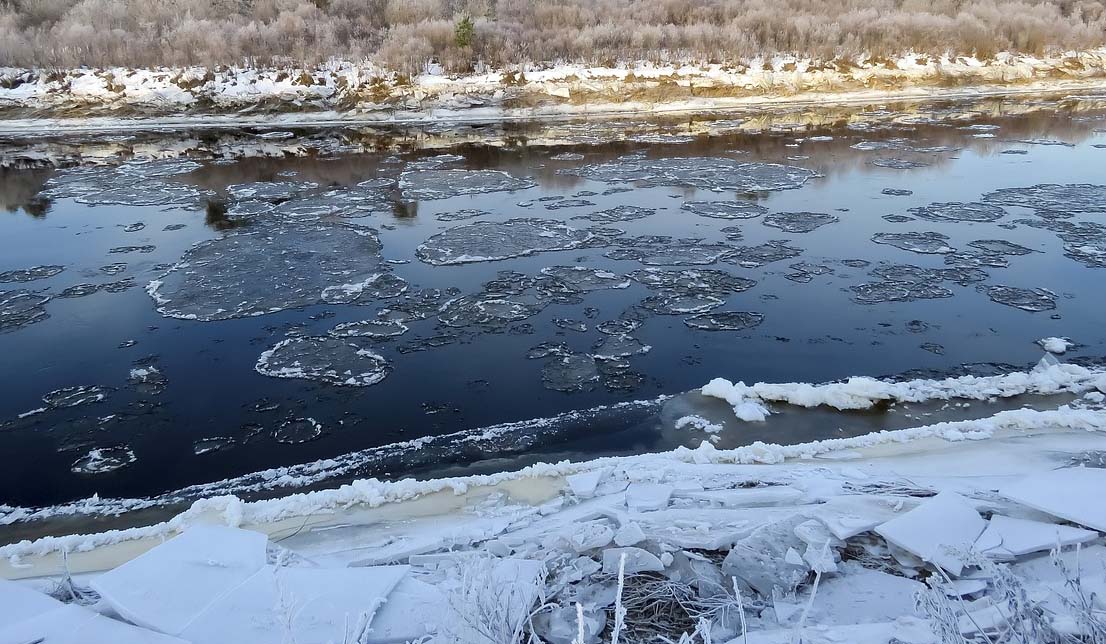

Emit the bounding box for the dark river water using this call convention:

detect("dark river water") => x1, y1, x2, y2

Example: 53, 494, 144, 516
1, 93, 1105, 515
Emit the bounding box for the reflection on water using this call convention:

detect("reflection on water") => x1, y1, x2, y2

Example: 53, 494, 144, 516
0, 92, 1105, 517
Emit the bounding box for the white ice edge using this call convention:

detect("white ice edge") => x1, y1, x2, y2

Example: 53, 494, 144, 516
2, 372, 1103, 564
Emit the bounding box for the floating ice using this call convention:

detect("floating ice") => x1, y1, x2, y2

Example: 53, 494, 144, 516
256, 337, 390, 387
273, 417, 325, 443
943, 250, 1009, 268
329, 319, 409, 338
724, 241, 803, 267
439, 292, 547, 329
562, 157, 817, 192
606, 237, 735, 266
58, 283, 102, 298
552, 318, 587, 332
642, 292, 725, 314
129, 363, 168, 395
680, 201, 768, 219
434, 209, 490, 222
110, 245, 156, 254
0, 289, 50, 333
881, 188, 913, 196
150, 222, 396, 320
871, 231, 954, 254
967, 239, 1035, 255
981, 285, 1057, 312
545, 198, 595, 210
550, 152, 585, 161
908, 202, 1006, 223
850, 282, 953, 304
542, 353, 600, 392
270, 185, 395, 220
43, 385, 110, 409
762, 211, 838, 233
100, 262, 127, 275
630, 268, 755, 294
571, 205, 655, 223
416, 219, 595, 265
591, 334, 650, 359
983, 183, 1106, 215
540, 266, 631, 291
400, 169, 535, 200
193, 437, 236, 455
70, 445, 136, 474
226, 180, 318, 201
684, 311, 764, 331
871, 157, 929, 169
0, 265, 64, 283
596, 318, 642, 335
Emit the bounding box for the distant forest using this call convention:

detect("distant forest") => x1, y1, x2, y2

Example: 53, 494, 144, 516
2, 0, 1104, 72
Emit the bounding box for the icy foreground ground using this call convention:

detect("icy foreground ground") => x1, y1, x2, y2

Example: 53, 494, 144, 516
2, 361, 1106, 643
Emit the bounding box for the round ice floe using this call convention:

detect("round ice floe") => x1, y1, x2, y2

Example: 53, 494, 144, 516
681, 201, 768, 220
562, 157, 817, 193
256, 337, 391, 387
329, 319, 409, 339
226, 181, 319, 202
273, 417, 325, 444
416, 219, 595, 266
684, 311, 765, 331
762, 211, 839, 233
70, 445, 136, 474
541, 354, 600, 392
572, 205, 656, 224
43, 385, 110, 409
606, 237, 736, 266
724, 241, 803, 267
591, 334, 651, 359
982, 184, 1106, 215
981, 285, 1057, 312
871, 232, 954, 254
908, 202, 1006, 223
0, 265, 64, 283
149, 222, 398, 320
400, 169, 536, 200
540, 266, 631, 291
0, 289, 50, 333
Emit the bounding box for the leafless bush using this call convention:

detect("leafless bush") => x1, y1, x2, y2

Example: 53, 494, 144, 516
2, 0, 1104, 73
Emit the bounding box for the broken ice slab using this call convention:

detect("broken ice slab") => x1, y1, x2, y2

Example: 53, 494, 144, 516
874, 491, 986, 576
0, 603, 189, 644
672, 486, 804, 508
90, 525, 269, 635
999, 467, 1106, 531
361, 576, 444, 644
602, 547, 664, 574
0, 578, 65, 626
625, 482, 674, 512
721, 515, 812, 597
975, 514, 1098, 560
178, 564, 409, 644
776, 562, 924, 626
565, 468, 609, 499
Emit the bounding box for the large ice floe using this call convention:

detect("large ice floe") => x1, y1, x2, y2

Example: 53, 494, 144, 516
2, 356, 1105, 644
148, 222, 404, 320
255, 337, 391, 387
417, 219, 597, 265
399, 169, 536, 200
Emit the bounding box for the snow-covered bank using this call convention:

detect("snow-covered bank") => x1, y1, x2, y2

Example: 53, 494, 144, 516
2, 50, 1106, 128
2, 394, 1105, 642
